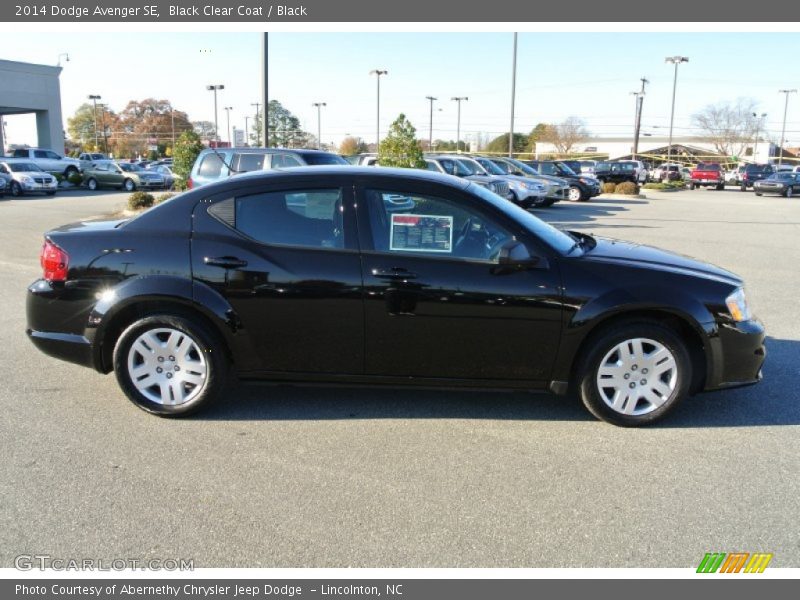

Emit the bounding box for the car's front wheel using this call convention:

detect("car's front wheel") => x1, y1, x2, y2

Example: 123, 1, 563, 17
123, 178, 136, 192
113, 314, 228, 416
568, 185, 584, 202
577, 321, 691, 426
10, 181, 22, 196
86, 177, 98, 191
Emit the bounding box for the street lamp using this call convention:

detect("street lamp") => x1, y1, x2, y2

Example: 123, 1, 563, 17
509, 32, 518, 158
87, 94, 101, 151
251, 102, 262, 146
244, 116, 250, 146
778, 89, 797, 166
451, 97, 469, 153
664, 56, 688, 169
98, 104, 109, 155
752, 112, 767, 163
369, 69, 388, 149
425, 96, 437, 151
57, 53, 69, 66
312, 102, 326, 150
206, 84, 225, 144
223, 106, 233, 145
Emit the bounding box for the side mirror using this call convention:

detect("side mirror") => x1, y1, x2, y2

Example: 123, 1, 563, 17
495, 241, 547, 272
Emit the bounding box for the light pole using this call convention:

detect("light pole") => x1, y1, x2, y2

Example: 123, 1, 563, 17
451, 97, 468, 153
369, 69, 388, 149
425, 96, 437, 151
206, 84, 225, 144
223, 106, 233, 145
509, 32, 517, 157
778, 89, 796, 166
631, 76, 648, 159
169, 104, 176, 149
312, 102, 326, 150
87, 95, 101, 151
251, 102, 262, 146
244, 116, 250, 146
752, 112, 767, 163
664, 56, 688, 168
98, 104, 109, 155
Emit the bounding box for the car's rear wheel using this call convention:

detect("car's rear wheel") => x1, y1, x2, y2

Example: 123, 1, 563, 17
740, 184, 747, 191
716, 183, 724, 191
113, 314, 227, 417
123, 178, 135, 192
87, 177, 98, 191
577, 321, 691, 426
755, 192, 763, 196
786, 187, 793, 198
689, 182, 696, 190
64, 166, 78, 178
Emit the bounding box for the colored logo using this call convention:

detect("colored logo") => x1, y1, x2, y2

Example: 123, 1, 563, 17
697, 552, 773, 573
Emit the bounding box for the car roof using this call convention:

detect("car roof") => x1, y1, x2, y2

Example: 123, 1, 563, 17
210, 165, 473, 188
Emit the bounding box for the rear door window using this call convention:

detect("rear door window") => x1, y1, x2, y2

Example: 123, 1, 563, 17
234, 153, 267, 172
198, 153, 226, 178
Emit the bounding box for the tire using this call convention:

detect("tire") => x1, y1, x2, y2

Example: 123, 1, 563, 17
576, 320, 692, 427
755, 192, 762, 196
10, 181, 22, 197
87, 177, 98, 191
740, 184, 747, 192
45, 191, 56, 196
716, 183, 724, 191
567, 185, 583, 202
123, 178, 136, 192
64, 166, 78, 179
113, 314, 228, 417
689, 182, 696, 190
786, 187, 793, 198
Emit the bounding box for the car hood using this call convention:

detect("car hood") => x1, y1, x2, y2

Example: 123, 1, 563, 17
579, 235, 741, 285
528, 172, 568, 185
13, 171, 53, 178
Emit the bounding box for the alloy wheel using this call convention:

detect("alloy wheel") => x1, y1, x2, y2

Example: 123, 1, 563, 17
595, 337, 677, 416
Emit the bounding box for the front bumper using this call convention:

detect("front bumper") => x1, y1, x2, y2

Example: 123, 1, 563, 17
20, 181, 58, 192
137, 180, 165, 189
705, 318, 766, 391
754, 184, 785, 194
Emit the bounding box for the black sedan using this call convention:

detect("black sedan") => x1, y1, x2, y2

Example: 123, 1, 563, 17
26, 167, 765, 426
753, 172, 800, 197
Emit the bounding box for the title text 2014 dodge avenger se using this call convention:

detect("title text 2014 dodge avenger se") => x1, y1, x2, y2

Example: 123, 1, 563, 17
26, 167, 765, 426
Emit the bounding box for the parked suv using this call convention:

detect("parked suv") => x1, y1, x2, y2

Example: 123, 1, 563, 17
424, 155, 512, 200
740, 164, 775, 191
594, 161, 647, 185
12, 148, 81, 178
483, 156, 568, 204
469, 156, 549, 208
525, 160, 601, 201
188, 147, 348, 188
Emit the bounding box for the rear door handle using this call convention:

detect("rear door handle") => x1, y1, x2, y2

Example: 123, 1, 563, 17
372, 267, 418, 280
204, 256, 248, 269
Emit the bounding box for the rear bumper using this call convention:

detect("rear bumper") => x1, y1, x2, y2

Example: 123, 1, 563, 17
705, 319, 766, 391
26, 329, 96, 369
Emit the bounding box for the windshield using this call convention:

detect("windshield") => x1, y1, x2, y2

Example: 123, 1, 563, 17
468, 183, 576, 255
455, 158, 485, 175
8, 162, 42, 172
300, 153, 348, 166
476, 158, 507, 175
505, 158, 539, 176
555, 162, 578, 176
119, 163, 142, 172
769, 173, 794, 180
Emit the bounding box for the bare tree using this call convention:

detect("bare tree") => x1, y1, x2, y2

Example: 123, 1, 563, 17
691, 99, 760, 158
538, 117, 591, 154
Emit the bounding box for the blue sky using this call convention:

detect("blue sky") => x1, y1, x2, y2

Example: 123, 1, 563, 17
2, 31, 800, 148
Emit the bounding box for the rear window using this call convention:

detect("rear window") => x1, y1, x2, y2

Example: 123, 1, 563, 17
696, 163, 721, 171
233, 153, 266, 172
297, 153, 348, 166
198, 153, 225, 178
745, 164, 771, 173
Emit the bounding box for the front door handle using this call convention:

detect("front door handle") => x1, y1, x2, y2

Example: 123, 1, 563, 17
372, 267, 418, 280
204, 256, 248, 269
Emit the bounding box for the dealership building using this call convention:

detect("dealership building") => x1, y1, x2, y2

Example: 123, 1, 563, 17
0, 59, 65, 155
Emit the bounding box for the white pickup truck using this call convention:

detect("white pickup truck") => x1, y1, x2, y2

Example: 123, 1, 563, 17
11, 148, 81, 178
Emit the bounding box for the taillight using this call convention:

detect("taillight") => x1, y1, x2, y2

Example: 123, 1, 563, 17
40, 240, 69, 282
743, 173, 749, 181
187, 177, 193, 189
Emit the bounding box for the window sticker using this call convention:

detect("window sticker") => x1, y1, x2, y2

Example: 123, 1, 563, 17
389, 214, 453, 253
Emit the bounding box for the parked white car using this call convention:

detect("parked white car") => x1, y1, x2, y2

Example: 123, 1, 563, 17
11, 148, 81, 178
0, 160, 58, 196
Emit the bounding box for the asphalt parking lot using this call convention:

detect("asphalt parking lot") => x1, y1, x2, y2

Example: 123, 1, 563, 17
0, 187, 798, 568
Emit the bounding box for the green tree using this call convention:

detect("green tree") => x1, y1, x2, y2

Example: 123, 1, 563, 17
526, 123, 549, 153
485, 132, 528, 154
378, 114, 426, 168
172, 130, 204, 190
67, 103, 99, 148
267, 100, 314, 148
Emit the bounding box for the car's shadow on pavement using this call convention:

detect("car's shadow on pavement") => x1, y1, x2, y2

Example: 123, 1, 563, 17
194, 338, 797, 428
533, 199, 658, 230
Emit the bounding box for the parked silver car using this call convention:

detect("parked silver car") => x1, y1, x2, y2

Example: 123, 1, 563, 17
0, 160, 58, 196
483, 156, 568, 204
457, 156, 548, 208
423, 155, 512, 200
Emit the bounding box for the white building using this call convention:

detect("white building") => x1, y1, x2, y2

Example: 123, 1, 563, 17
535, 135, 788, 165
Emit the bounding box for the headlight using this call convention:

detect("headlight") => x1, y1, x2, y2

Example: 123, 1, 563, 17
725, 288, 752, 322
20, 176, 33, 184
